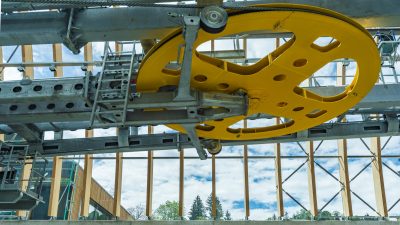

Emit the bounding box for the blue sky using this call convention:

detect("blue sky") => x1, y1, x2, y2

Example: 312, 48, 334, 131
2, 32, 400, 220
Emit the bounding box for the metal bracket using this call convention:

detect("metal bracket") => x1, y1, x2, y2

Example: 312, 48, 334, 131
182, 123, 207, 160
62, 9, 85, 54
385, 113, 399, 135
174, 16, 200, 102
118, 127, 129, 148
297, 130, 309, 139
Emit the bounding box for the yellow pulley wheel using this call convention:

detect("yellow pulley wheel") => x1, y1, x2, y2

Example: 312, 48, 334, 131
137, 4, 380, 140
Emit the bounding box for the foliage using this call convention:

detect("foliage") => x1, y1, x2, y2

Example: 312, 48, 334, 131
189, 195, 207, 220
206, 193, 223, 220
291, 209, 312, 220
154, 200, 180, 220
224, 210, 232, 220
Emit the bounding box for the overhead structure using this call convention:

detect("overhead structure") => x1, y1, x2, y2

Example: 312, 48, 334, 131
0, 0, 399, 217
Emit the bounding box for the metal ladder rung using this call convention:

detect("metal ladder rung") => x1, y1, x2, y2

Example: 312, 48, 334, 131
98, 89, 126, 93
97, 99, 126, 103
104, 60, 131, 64
103, 69, 130, 73
97, 110, 124, 114
101, 78, 130, 82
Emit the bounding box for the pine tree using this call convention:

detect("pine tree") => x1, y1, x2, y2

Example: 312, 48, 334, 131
206, 193, 223, 220
189, 195, 206, 220
224, 210, 232, 220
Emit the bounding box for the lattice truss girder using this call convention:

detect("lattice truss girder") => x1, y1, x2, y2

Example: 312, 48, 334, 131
278, 136, 400, 218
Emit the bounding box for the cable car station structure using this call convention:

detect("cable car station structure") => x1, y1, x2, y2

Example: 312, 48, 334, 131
0, 0, 400, 223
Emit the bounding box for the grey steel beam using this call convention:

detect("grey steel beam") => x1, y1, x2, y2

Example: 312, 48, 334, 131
0, 79, 399, 133
1, 0, 400, 50
2, 118, 398, 156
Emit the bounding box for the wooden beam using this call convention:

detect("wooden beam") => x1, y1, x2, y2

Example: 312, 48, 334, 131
81, 130, 93, 217
146, 125, 154, 219
114, 41, 127, 217
274, 38, 285, 218
0, 48, 3, 140
371, 137, 388, 217
48, 156, 63, 218
113, 152, 123, 218
52, 44, 63, 77
243, 120, 250, 220
178, 148, 184, 219
307, 141, 318, 217
336, 62, 353, 217
338, 139, 353, 216
275, 118, 284, 218
0, 47, 4, 81
84, 43, 94, 72
21, 45, 33, 78
15, 159, 32, 218
81, 44, 94, 218
16, 45, 34, 218
211, 154, 217, 219
47, 42, 64, 218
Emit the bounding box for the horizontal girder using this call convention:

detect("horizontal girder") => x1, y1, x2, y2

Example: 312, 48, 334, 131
1, 0, 400, 52
2, 118, 398, 156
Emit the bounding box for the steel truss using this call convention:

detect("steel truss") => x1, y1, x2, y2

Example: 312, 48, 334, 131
1, 0, 400, 53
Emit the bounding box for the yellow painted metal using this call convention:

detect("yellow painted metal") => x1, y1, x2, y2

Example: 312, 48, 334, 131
137, 4, 380, 140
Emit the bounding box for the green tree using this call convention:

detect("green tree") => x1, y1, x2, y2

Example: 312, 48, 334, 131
206, 193, 223, 220
224, 210, 232, 220
319, 210, 332, 219
291, 209, 312, 220
154, 201, 180, 220
189, 195, 206, 220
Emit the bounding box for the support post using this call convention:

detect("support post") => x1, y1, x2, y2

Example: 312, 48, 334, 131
21, 45, 33, 78
80, 144, 93, 217
47, 43, 64, 218
48, 156, 63, 218
113, 152, 123, 218
16, 45, 34, 218
307, 141, 318, 218
52, 44, 63, 77
337, 62, 353, 217
371, 137, 388, 217
274, 38, 284, 219
212, 154, 216, 220
81, 43, 94, 218
243, 120, 250, 220
0, 47, 3, 81
146, 125, 154, 219
0, 47, 3, 140
179, 148, 184, 219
